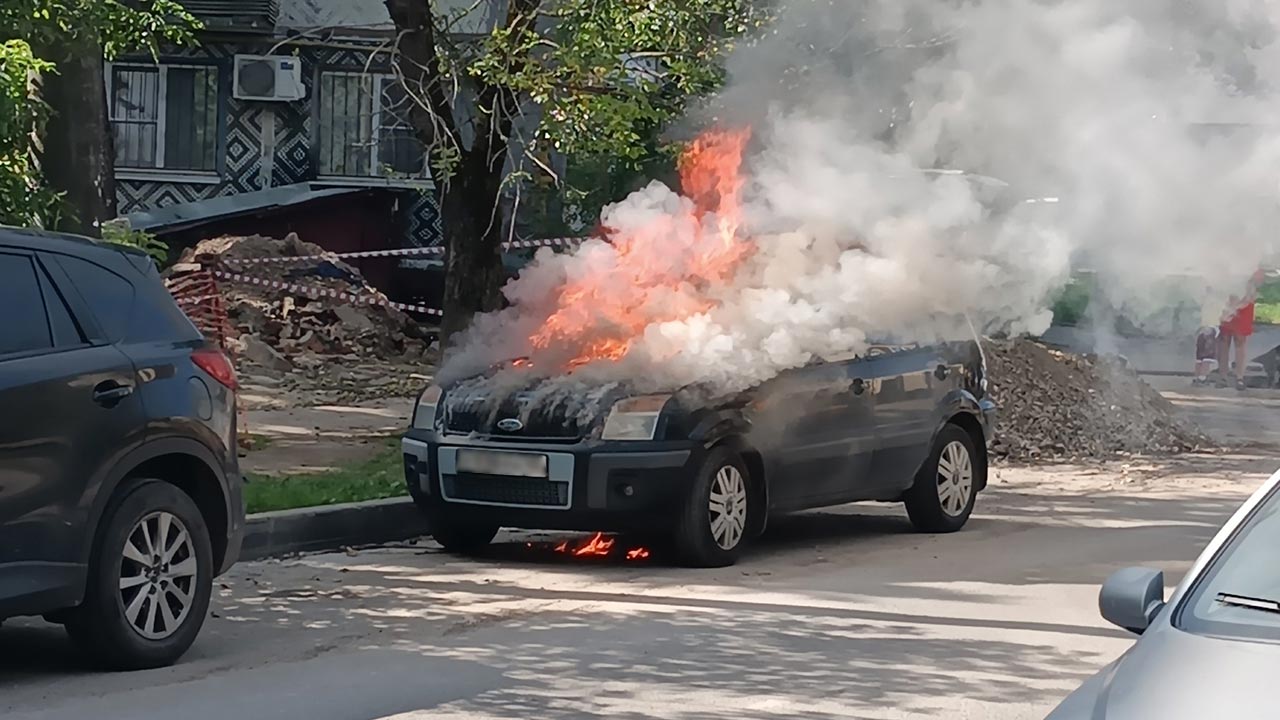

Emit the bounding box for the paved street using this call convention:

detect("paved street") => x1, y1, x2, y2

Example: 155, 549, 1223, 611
1, 450, 1271, 719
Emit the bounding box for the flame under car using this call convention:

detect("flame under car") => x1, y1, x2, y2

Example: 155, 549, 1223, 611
402, 340, 996, 567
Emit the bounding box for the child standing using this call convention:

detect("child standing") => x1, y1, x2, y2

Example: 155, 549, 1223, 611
1193, 325, 1219, 385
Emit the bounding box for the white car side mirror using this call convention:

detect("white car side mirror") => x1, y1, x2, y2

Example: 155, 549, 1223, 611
1099, 567, 1166, 634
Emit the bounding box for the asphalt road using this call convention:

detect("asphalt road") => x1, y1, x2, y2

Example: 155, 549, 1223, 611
1, 453, 1271, 720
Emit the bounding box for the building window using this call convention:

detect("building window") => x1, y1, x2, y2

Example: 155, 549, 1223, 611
317, 72, 426, 179
108, 64, 219, 173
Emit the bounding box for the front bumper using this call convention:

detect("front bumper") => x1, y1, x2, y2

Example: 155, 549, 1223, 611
402, 430, 699, 532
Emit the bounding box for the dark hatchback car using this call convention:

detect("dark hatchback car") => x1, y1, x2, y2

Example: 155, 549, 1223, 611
0, 228, 244, 669
403, 339, 996, 567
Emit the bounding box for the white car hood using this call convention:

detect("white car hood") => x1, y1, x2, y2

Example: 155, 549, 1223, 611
1050, 625, 1280, 719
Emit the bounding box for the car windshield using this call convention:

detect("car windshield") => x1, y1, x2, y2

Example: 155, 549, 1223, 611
1176, 483, 1280, 642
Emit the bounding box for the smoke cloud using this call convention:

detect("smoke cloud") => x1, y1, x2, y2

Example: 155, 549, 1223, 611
441, 0, 1280, 399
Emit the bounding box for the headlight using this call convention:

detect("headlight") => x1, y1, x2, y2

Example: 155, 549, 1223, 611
601, 395, 671, 441
412, 385, 443, 430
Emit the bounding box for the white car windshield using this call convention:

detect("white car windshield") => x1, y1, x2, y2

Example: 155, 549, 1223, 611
1177, 483, 1280, 642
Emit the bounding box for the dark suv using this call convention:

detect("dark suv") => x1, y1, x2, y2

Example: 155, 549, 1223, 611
403, 339, 996, 567
0, 228, 244, 669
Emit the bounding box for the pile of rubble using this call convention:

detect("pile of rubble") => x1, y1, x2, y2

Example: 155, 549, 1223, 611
985, 338, 1209, 461
236, 360, 434, 410
169, 234, 437, 375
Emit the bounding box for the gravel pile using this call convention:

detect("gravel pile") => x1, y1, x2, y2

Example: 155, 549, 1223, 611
985, 338, 1209, 461
169, 234, 435, 372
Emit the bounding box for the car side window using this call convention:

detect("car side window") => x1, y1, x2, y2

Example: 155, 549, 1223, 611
0, 253, 54, 356
55, 255, 135, 343
37, 262, 86, 347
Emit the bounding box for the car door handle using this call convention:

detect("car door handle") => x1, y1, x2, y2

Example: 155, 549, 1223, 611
93, 381, 135, 406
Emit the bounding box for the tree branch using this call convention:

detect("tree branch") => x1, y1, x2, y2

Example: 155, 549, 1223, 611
384, 0, 461, 178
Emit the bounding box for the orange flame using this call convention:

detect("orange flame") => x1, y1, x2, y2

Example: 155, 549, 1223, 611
527, 127, 754, 369
571, 532, 616, 557
545, 533, 650, 560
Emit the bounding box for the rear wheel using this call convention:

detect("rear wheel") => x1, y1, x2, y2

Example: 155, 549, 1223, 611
904, 424, 981, 533
673, 447, 751, 567
65, 480, 213, 670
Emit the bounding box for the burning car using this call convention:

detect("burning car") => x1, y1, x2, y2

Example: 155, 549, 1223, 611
401, 128, 1011, 566
402, 339, 995, 567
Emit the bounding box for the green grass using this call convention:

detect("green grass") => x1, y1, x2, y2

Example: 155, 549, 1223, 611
1255, 278, 1280, 324
1256, 302, 1280, 324
243, 439, 406, 514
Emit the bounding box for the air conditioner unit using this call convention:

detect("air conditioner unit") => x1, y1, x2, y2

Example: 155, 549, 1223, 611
233, 54, 306, 102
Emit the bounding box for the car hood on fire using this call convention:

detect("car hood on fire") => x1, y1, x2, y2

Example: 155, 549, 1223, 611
1047, 624, 1278, 719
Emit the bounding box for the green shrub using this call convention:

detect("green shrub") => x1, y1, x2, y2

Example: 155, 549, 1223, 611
101, 220, 168, 264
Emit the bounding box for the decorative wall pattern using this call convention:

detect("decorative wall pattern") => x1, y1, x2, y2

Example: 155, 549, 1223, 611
404, 191, 445, 248
114, 39, 441, 249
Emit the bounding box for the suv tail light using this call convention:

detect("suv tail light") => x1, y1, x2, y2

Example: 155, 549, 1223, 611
192, 348, 239, 390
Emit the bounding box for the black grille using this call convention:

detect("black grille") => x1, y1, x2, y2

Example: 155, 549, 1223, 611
443, 474, 569, 507
443, 407, 487, 434
443, 401, 584, 440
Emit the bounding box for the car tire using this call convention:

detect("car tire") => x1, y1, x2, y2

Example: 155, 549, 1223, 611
904, 424, 981, 533
673, 447, 751, 568
906, 420, 983, 532
427, 511, 499, 554
65, 480, 214, 670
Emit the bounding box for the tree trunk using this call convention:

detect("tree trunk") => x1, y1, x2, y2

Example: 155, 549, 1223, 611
439, 154, 508, 342
39, 39, 115, 237
385, 0, 515, 345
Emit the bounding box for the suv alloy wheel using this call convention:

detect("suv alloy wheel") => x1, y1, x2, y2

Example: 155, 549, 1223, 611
65, 480, 214, 670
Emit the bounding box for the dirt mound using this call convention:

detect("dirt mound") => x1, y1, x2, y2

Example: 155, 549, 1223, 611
169, 234, 436, 371
984, 338, 1209, 461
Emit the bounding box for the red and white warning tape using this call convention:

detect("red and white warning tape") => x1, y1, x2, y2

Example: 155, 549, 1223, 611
209, 269, 445, 317
221, 236, 590, 267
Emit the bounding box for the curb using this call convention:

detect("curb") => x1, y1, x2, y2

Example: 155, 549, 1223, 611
240, 497, 429, 562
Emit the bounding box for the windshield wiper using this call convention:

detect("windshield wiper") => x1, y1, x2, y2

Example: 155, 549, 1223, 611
1216, 593, 1280, 614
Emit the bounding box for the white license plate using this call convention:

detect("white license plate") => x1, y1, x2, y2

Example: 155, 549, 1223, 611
455, 449, 548, 478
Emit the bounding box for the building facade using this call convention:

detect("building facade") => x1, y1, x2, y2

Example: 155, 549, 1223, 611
110, 0, 503, 251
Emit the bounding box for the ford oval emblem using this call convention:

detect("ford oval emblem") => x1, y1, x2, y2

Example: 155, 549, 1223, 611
496, 418, 524, 432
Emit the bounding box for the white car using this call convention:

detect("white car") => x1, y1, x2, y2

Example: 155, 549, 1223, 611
1047, 467, 1280, 718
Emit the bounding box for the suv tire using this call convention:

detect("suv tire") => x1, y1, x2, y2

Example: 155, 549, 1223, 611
673, 447, 751, 568
66, 480, 214, 670
905, 424, 981, 533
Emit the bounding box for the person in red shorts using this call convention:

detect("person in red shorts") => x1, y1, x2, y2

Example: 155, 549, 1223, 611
1217, 268, 1265, 390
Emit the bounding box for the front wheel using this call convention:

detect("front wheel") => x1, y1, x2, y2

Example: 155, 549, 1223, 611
65, 480, 214, 670
673, 447, 752, 568
425, 508, 499, 554
904, 424, 982, 533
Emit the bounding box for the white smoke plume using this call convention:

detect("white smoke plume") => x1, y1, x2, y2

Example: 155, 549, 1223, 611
441, 0, 1280, 398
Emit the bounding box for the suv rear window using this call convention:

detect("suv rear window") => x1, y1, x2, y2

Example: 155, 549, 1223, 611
57, 255, 136, 342
55, 252, 203, 344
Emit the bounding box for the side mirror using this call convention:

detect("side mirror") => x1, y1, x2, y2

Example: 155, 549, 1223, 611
1099, 567, 1166, 634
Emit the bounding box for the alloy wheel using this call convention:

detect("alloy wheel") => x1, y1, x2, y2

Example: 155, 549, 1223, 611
708, 465, 748, 550
118, 511, 199, 640
936, 440, 974, 517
